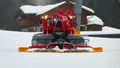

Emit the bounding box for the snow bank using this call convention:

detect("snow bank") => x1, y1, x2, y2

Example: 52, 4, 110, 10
81, 26, 120, 35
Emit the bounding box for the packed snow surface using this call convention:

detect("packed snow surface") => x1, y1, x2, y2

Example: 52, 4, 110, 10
0, 28, 120, 68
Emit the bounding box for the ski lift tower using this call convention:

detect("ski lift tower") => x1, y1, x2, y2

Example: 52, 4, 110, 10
74, 0, 83, 30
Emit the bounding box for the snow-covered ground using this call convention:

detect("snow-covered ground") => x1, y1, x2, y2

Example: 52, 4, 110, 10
81, 26, 120, 35
0, 27, 120, 68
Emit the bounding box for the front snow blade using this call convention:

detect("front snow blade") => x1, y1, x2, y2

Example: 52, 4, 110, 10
18, 47, 28, 52
18, 46, 103, 53
93, 47, 103, 52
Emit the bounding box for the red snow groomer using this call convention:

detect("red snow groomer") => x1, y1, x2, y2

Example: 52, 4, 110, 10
18, 10, 102, 53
